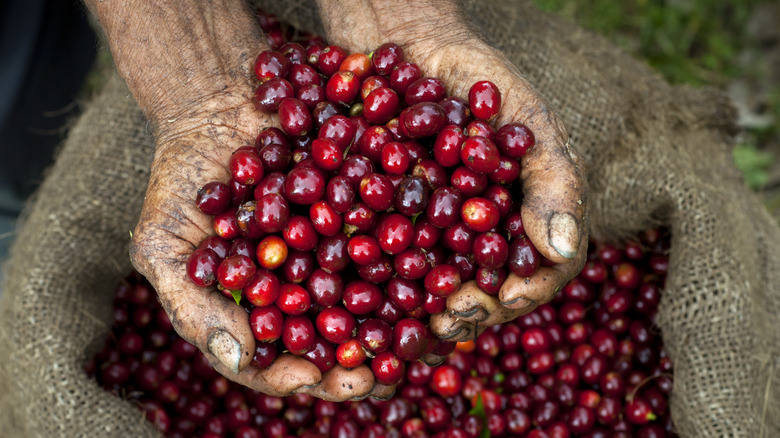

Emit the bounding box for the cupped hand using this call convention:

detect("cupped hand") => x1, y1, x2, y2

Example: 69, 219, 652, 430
316, 0, 589, 340
86, 0, 393, 401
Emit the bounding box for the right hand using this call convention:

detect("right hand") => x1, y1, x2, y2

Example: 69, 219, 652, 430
85, 0, 394, 401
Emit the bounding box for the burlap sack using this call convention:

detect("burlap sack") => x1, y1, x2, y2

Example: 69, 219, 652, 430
1, 0, 778, 436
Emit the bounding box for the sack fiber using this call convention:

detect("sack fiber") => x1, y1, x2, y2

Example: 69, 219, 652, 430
1, 1, 778, 436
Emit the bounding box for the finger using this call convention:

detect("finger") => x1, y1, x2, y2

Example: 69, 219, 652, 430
305, 364, 376, 402
429, 311, 488, 343
422, 353, 447, 367
499, 234, 588, 309
444, 280, 534, 326
209, 353, 321, 396
369, 382, 397, 401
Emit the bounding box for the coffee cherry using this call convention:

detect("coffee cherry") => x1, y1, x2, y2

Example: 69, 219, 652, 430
254, 50, 290, 83
424, 264, 462, 298
282, 315, 316, 355
216, 255, 256, 290
316, 306, 357, 344
249, 305, 284, 342
372, 351, 404, 385
336, 339, 368, 369
468, 81, 501, 121
256, 235, 288, 270
461, 197, 500, 232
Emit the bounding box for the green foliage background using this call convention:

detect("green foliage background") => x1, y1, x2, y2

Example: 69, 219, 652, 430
533, 0, 779, 200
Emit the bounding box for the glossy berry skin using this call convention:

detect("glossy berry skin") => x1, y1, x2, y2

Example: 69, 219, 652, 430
372, 43, 404, 75
326, 176, 356, 213
216, 255, 256, 290
473, 232, 510, 269
386, 277, 424, 312
196, 182, 230, 215
461, 198, 500, 232
318, 114, 357, 149
426, 187, 464, 229
342, 281, 383, 315
280, 250, 314, 284
336, 339, 368, 369
361, 75, 391, 100
229, 149, 264, 186
278, 98, 312, 137
316, 234, 350, 273
495, 123, 535, 158
412, 217, 441, 249
309, 201, 341, 236
442, 222, 477, 254
400, 102, 447, 139
357, 318, 393, 354
439, 96, 473, 127
424, 264, 462, 297
311, 138, 343, 171
254, 77, 295, 112
394, 176, 429, 217
317, 45, 348, 76
450, 166, 489, 197
304, 336, 337, 373
256, 235, 288, 270
282, 315, 316, 355
282, 215, 319, 252
339, 155, 375, 189
254, 50, 290, 83
249, 305, 284, 342
372, 351, 404, 385
306, 268, 344, 307
187, 248, 220, 287
243, 269, 280, 307
380, 141, 410, 175
326, 71, 360, 106
460, 136, 500, 174
376, 213, 413, 255
389, 61, 422, 95
347, 235, 382, 265
489, 155, 521, 185
275, 284, 311, 315
316, 306, 357, 344
284, 166, 326, 205
357, 254, 395, 283
508, 235, 541, 277
405, 77, 446, 105
434, 125, 467, 167
364, 87, 400, 125
393, 318, 429, 361
468, 81, 501, 121
394, 248, 432, 280
359, 173, 394, 211
475, 267, 508, 296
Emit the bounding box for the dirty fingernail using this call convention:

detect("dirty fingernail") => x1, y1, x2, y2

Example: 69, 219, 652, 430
500, 295, 535, 309
549, 213, 578, 259
208, 330, 242, 374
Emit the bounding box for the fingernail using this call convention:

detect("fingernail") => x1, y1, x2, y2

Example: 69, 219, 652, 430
500, 295, 535, 309
207, 330, 242, 374
549, 213, 578, 259
453, 307, 479, 318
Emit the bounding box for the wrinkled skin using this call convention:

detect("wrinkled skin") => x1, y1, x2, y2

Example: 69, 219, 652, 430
315, 0, 589, 341
85, 0, 587, 400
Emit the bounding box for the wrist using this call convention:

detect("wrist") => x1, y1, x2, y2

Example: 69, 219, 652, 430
84, 0, 266, 123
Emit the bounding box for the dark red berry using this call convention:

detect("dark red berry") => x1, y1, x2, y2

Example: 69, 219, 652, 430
468, 81, 501, 121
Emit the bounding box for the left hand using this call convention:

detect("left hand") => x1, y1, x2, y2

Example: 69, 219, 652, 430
315, 0, 589, 341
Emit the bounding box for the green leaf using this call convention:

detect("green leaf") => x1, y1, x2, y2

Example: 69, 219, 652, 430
411, 212, 423, 226
230, 290, 242, 306
468, 393, 490, 438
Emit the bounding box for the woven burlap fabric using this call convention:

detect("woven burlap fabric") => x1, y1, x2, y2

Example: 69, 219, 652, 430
0, 73, 159, 437
0, 0, 778, 436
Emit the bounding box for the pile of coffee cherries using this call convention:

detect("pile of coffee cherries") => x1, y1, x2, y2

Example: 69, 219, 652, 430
88, 227, 675, 437
186, 12, 544, 381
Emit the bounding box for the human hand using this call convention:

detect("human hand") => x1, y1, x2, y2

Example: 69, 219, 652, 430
315, 0, 589, 340
85, 0, 393, 401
